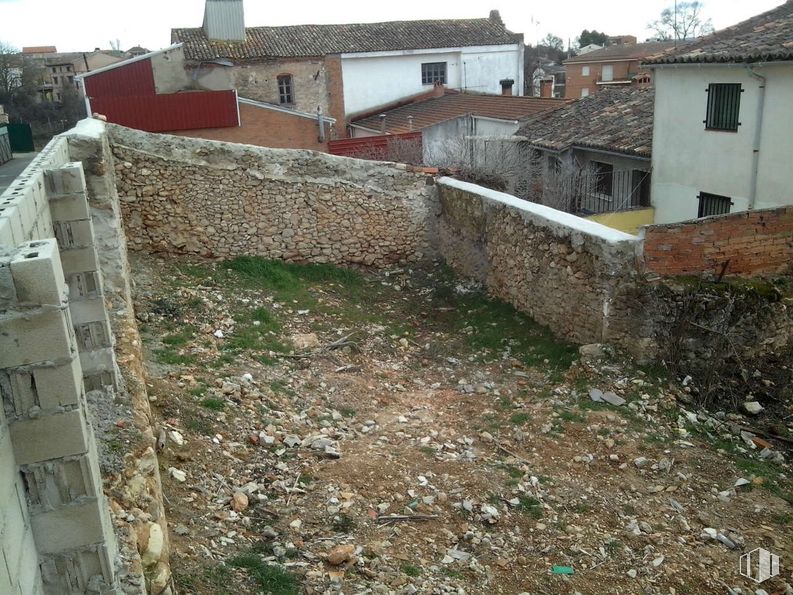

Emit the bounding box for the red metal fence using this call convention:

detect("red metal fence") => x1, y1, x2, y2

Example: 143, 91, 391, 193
84, 59, 156, 98
328, 132, 422, 163
91, 91, 239, 133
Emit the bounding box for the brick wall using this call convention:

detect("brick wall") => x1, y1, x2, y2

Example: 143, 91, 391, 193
565, 59, 644, 99
642, 206, 793, 278
324, 54, 347, 138
175, 103, 329, 151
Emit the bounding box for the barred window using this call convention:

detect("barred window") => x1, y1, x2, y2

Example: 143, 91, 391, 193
705, 83, 742, 131
277, 74, 293, 104
421, 62, 446, 85
698, 192, 732, 218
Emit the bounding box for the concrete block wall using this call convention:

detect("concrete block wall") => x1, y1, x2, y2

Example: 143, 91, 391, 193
0, 240, 118, 594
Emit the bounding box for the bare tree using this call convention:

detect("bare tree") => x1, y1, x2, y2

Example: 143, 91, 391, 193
0, 41, 22, 96
648, 2, 714, 41
540, 34, 565, 52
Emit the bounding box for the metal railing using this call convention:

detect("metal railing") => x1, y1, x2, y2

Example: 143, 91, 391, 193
531, 168, 652, 214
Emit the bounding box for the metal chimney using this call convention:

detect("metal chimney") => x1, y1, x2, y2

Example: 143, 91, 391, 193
203, 0, 246, 42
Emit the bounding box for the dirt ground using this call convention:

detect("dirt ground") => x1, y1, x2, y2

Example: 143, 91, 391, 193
129, 254, 792, 595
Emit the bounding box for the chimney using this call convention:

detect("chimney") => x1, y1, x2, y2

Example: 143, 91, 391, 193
203, 0, 246, 42
379, 114, 387, 134
539, 79, 553, 98
431, 80, 445, 97
489, 10, 504, 27
499, 78, 515, 96
407, 115, 415, 132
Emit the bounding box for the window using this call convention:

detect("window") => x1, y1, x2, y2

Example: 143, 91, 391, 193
581, 88, 590, 98
52, 76, 58, 84
601, 65, 614, 82
582, 66, 590, 76
592, 161, 614, 196
547, 155, 562, 174
705, 83, 742, 131
631, 170, 652, 207
67, 75, 74, 84
421, 62, 446, 85
697, 192, 732, 217
277, 74, 293, 104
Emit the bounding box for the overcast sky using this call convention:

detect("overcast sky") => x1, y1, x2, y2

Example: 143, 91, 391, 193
0, 0, 783, 53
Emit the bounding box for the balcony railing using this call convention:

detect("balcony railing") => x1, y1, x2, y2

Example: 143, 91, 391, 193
530, 168, 652, 214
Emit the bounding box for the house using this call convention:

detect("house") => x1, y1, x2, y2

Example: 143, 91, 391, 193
530, 59, 565, 98
349, 86, 564, 169
564, 40, 681, 98
645, 0, 793, 224
76, 45, 337, 151
516, 85, 654, 232
172, 0, 525, 132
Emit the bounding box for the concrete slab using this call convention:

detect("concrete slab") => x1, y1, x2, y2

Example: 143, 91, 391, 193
0, 154, 38, 196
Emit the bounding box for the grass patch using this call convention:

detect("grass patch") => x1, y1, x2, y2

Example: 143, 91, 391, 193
200, 397, 226, 411
338, 406, 357, 418
153, 348, 196, 366
509, 412, 531, 426
442, 568, 464, 580
225, 306, 288, 354
331, 514, 355, 533
162, 327, 195, 346
270, 380, 296, 397
517, 495, 543, 519
558, 410, 586, 423
227, 553, 300, 595
605, 539, 623, 555
401, 563, 422, 577
184, 413, 214, 436
734, 457, 792, 503
420, 446, 437, 456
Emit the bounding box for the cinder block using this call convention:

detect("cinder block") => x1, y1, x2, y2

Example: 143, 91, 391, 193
45, 163, 87, 197
0, 487, 28, 582
30, 499, 110, 554
0, 549, 13, 594
9, 240, 67, 306
59, 247, 98, 276
22, 454, 99, 510
74, 322, 111, 352
0, 211, 23, 246
48, 193, 90, 223
14, 526, 40, 595
8, 409, 88, 465
78, 348, 115, 377
0, 430, 18, 513
53, 220, 93, 250
0, 307, 75, 368
0, 218, 14, 247
40, 547, 112, 595
31, 358, 83, 412
65, 271, 100, 300
68, 298, 107, 326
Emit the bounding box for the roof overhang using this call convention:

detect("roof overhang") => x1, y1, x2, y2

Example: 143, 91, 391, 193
645, 59, 793, 69
596, 80, 633, 86
76, 43, 184, 80
341, 43, 520, 60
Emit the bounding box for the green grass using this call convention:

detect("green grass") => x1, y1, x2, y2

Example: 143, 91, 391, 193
184, 413, 214, 436
227, 553, 300, 595
401, 563, 422, 577
225, 306, 288, 354
332, 514, 356, 533
200, 397, 226, 411
338, 406, 357, 418
517, 495, 543, 519
153, 348, 196, 365
270, 380, 296, 396
509, 412, 531, 426
420, 446, 437, 456
605, 539, 623, 555
442, 568, 464, 580
734, 457, 792, 503
558, 410, 586, 423
162, 328, 195, 346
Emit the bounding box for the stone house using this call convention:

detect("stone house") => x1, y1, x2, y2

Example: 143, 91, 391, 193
645, 0, 793, 224
172, 0, 525, 138
563, 40, 681, 99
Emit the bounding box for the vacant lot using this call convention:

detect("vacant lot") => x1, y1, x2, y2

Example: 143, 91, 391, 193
131, 255, 792, 595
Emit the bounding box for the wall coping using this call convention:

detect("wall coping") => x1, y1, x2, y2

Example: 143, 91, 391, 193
438, 177, 640, 245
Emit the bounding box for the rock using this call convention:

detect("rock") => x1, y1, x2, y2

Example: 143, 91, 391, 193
174, 524, 190, 536
743, 401, 764, 415
292, 333, 319, 350
326, 544, 356, 565
262, 526, 278, 539
168, 430, 185, 446
589, 388, 604, 402
168, 467, 186, 482
141, 523, 164, 568
213, 329, 224, 338
283, 434, 301, 447
232, 491, 249, 512
579, 344, 605, 359
634, 457, 649, 468
601, 391, 626, 406
627, 569, 637, 578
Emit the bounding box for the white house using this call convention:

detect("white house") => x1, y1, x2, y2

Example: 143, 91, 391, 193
647, 1, 793, 224
173, 1, 524, 129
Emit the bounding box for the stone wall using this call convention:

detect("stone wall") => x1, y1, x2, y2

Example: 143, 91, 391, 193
109, 125, 438, 265
642, 206, 793, 278
436, 177, 641, 345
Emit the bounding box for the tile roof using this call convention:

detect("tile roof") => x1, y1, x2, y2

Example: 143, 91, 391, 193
645, 0, 793, 64
565, 40, 682, 63
172, 17, 521, 61
351, 92, 567, 134
517, 86, 654, 158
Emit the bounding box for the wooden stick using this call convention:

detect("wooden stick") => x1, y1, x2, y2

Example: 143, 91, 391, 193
375, 514, 438, 523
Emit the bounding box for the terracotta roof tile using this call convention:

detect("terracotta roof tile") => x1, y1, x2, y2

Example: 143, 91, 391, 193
173, 18, 521, 61
565, 40, 683, 64
351, 92, 567, 134
517, 86, 654, 158
645, 1, 793, 64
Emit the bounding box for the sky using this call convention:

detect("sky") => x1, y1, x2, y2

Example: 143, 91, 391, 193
0, 0, 784, 53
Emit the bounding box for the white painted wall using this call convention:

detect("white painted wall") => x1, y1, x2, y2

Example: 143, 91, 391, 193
341, 44, 523, 116
651, 63, 793, 224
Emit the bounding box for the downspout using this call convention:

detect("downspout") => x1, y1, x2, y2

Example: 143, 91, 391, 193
746, 64, 766, 210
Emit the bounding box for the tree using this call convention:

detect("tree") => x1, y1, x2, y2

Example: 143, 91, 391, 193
578, 29, 609, 48
647, 1, 714, 41
540, 34, 564, 52
0, 41, 23, 95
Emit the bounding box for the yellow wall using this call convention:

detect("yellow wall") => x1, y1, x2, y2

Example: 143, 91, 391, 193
586, 208, 655, 235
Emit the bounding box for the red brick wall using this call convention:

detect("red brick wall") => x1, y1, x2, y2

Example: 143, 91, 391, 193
323, 54, 347, 139
173, 103, 328, 151
642, 207, 793, 277
564, 59, 645, 99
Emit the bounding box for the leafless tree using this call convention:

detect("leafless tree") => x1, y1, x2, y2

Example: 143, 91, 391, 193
648, 2, 714, 41
0, 41, 22, 96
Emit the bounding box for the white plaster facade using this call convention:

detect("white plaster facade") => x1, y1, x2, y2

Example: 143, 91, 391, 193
650, 62, 793, 224
341, 45, 524, 116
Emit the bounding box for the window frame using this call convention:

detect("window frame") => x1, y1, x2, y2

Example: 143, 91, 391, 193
277, 74, 294, 105
581, 87, 590, 98
421, 62, 447, 85
581, 66, 590, 76
592, 161, 614, 196
601, 64, 614, 82
704, 83, 742, 132
697, 192, 733, 218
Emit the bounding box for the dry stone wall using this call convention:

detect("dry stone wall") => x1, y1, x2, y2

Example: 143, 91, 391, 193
108, 126, 438, 266
437, 178, 641, 346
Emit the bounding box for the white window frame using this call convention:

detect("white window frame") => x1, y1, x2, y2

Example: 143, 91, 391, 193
582, 66, 590, 76
602, 65, 614, 82
581, 88, 590, 98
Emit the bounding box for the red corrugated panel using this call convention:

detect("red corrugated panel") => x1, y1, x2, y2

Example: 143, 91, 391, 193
91, 91, 239, 132
328, 132, 422, 160
84, 59, 156, 98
